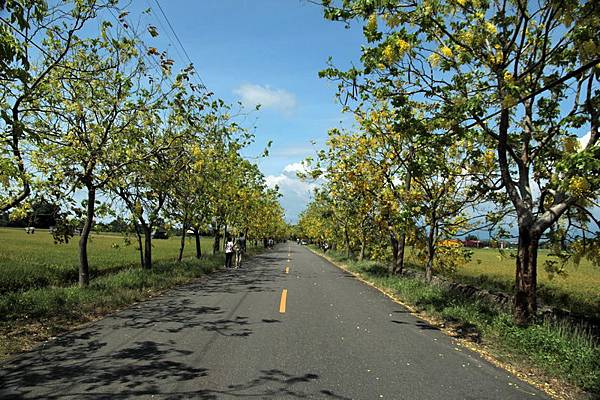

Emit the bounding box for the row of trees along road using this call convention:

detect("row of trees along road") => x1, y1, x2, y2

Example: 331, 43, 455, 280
0, 0, 288, 287
299, 0, 600, 325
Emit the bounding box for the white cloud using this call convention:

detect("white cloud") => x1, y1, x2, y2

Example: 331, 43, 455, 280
234, 83, 297, 114
282, 162, 308, 177
266, 162, 320, 222
265, 174, 315, 198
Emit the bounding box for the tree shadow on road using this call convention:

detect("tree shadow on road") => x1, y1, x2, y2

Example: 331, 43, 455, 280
2, 348, 352, 399
0, 336, 208, 399
191, 250, 285, 297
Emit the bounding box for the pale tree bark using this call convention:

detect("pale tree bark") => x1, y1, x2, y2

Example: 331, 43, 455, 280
133, 221, 144, 268
395, 170, 412, 275
358, 235, 366, 261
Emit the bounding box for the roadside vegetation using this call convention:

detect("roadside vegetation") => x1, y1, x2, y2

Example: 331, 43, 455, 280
0, 228, 215, 293
314, 247, 600, 397
396, 246, 600, 317
449, 248, 600, 317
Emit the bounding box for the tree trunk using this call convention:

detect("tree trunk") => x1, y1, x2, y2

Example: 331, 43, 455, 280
514, 227, 540, 325
133, 222, 144, 268
359, 239, 365, 261
2, 122, 31, 213
390, 233, 399, 274
213, 225, 220, 255
222, 224, 227, 251
142, 224, 152, 269
343, 226, 353, 259
425, 227, 435, 283
194, 229, 202, 258
396, 163, 412, 275
178, 217, 188, 262
396, 231, 407, 275
78, 186, 96, 287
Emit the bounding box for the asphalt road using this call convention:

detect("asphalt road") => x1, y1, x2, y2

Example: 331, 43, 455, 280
1, 243, 547, 399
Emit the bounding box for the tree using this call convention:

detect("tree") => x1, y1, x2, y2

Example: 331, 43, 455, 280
0, 196, 60, 227
305, 129, 383, 261
33, 22, 164, 285
111, 99, 190, 270
320, 0, 600, 324
0, 0, 111, 212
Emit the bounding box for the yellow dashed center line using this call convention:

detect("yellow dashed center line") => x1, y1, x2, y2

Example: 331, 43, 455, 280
279, 289, 288, 313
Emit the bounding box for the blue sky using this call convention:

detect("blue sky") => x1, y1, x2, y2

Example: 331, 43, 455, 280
116, 0, 366, 222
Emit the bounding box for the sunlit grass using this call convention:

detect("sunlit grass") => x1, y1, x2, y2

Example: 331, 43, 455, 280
402, 247, 600, 315
0, 227, 216, 292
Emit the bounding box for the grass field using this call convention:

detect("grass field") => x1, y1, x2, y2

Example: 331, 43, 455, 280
0, 227, 217, 293
403, 247, 600, 315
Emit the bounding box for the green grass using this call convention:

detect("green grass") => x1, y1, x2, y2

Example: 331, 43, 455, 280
0, 227, 216, 292
402, 247, 600, 316
319, 248, 600, 396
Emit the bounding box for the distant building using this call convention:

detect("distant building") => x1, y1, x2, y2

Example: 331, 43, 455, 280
463, 239, 483, 248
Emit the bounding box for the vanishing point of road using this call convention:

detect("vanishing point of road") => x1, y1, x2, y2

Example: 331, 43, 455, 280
1, 243, 547, 399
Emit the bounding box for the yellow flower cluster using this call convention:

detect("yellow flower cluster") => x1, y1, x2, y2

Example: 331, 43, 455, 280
382, 37, 411, 64
366, 14, 377, 32
428, 53, 441, 66
483, 150, 495, 167
569, 176, 590, 197
438, 239, 463, 248
460, 30, 475, 46
484, 21, 497, 34
382, 45, 396, 64
488, 44, 504, 66
440, 46, 453, 58
397, 38, 410, 54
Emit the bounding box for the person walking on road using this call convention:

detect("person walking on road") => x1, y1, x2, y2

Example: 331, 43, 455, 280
234, 232, 247, 268
225, 235, 234, 269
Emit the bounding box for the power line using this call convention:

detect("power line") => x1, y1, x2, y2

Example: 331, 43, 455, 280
0, 16, 56, 63
1, 11, 172, 89
106, 7, 176, 89
144, 0, 188, 75
150, 0, 209, 93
